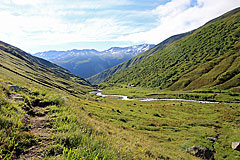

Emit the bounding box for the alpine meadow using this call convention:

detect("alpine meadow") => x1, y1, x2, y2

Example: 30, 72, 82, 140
0, 3, 240, 160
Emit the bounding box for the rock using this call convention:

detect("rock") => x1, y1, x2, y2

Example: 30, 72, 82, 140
232, 142, 240, 151
8, 85, 20, 91
186, 146, 214, 159
88, 113, 92, 117
11, 94, 24, 101
207, 137, 217, 142
13, 97, 24, 101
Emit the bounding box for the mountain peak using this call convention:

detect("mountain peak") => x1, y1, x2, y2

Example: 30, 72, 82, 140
34, 44, 155, 78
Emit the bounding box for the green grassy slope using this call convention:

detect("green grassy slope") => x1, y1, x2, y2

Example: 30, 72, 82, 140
0, 42, 129, 159
103, 7, 240, 91
1, 7, 240, 160
0, 41, 92, 95
0, 79, 129, 159
88, 31, 193, 85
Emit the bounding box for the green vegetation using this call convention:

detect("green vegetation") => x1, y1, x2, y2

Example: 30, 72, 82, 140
88, 31, 192, 85
1, 7, 240, 160
90, 7, 240, 93
89, 8, 240, 159
0, 39, 135, 159
0, 80, 127, 159
85, 88, 240, 159
99, 85, 240, 103
1, 78, 239, 159
0, 41, 92, 96
35, 44, 154, 79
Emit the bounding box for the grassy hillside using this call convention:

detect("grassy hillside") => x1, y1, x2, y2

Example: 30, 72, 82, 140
1, 7, 240, 160
0, 41, 91, 96
88, 31, 192, 84
0, 80, 134, 159
0, 41, 130, 159
92, 7, 240, 92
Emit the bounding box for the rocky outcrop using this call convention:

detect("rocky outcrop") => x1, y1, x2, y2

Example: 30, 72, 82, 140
8, 84, 20, 91
186, 146, 214, 159
232, 142, 240, 151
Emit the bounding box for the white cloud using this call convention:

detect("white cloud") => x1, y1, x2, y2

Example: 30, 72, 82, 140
117, 0, 240, 44
0, 0, 136, 52
0, 9, 137, 51
11, 0, 48, 5
153, 0, 191, 17
0, 0, 239, 52
8, 0, 132, 9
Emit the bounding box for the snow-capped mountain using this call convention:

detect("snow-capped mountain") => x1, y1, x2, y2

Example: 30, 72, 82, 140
33, 44, 155, 78
101, 44, 154, 57
34, 49, 99, 61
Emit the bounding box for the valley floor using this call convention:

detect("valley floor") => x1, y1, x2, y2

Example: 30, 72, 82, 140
85, 86, 240, 159
1, 81, 240, 159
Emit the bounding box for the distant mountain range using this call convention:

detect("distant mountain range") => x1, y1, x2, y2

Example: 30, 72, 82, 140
34, 44, 155, 78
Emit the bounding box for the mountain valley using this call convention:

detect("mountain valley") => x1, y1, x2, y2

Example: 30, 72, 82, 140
0, 7, 240, 160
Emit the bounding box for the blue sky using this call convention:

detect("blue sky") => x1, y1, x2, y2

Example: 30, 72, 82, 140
0, 0, 239, 53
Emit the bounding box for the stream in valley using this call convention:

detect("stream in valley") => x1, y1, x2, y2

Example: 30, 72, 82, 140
89, 91, 218, 103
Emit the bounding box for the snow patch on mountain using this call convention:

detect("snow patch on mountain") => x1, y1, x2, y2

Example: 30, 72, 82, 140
34, 44, 154, 61
33, 44, 155, 78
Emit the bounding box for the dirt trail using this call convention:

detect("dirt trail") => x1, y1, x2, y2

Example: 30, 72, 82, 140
19, 108, 52, 160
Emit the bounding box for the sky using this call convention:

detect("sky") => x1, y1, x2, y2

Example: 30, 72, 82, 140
0, 0, 239, 53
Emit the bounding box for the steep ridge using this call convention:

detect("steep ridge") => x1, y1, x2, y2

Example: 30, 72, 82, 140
88, 31, 193, 84
34, 44, 154, 78
0, 41, 92, 95
98, 7, 240, 91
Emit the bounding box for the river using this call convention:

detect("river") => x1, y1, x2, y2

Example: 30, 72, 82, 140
89, 91, 218, 103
